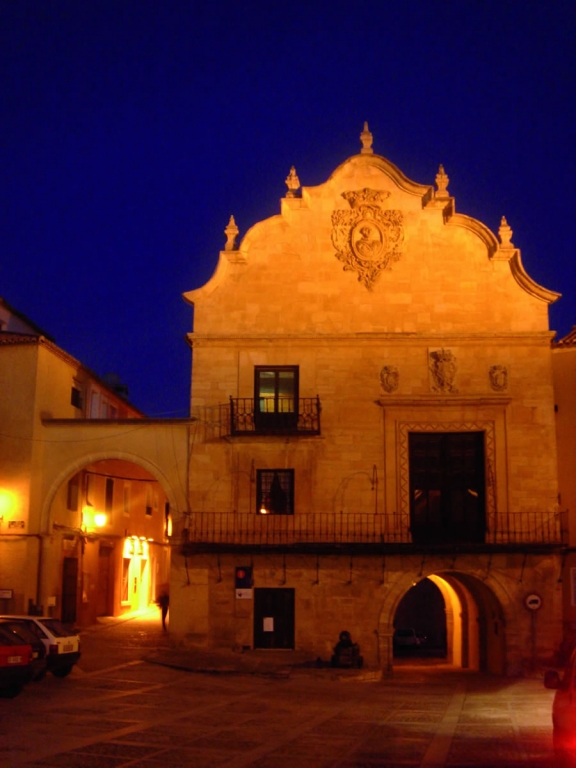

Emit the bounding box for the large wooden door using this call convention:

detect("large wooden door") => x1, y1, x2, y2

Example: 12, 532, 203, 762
253, 588, 295, 649
409, 432, 486, 544
61, 557, 78, 624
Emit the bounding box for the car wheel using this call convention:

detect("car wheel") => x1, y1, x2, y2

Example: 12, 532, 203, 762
0, 684, 23, 699
52, 665, 73, 678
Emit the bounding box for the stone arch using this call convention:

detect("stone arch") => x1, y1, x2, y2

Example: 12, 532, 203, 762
378, 565, 508, 675
41, 449, 183, 534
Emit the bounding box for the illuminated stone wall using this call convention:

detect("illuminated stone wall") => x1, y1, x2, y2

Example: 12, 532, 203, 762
176, 132, 563, 672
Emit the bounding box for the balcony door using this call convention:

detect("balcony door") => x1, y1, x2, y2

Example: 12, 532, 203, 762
254, 366, 298, 431
409, 432, 486, 544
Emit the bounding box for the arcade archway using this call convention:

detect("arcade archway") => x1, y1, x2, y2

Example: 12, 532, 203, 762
391, 571, 505, 674
41, 457, 172, 627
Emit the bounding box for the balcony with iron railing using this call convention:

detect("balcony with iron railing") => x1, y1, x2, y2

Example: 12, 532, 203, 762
180, 509, 568, 555
229, 396, 321, 436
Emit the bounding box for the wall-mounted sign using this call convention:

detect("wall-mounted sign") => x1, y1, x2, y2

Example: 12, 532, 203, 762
263, 617, 274, 632
0, 589, 13, 599
524, 593, 542, 611
235, 566, 253, 599
7, 520, 25, 529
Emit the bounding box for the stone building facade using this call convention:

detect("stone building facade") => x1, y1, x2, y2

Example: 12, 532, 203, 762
0, 307, 173, 626
171, 125, 565, 676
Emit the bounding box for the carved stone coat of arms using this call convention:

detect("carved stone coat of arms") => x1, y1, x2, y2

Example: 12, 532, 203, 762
331, 188, 404, 290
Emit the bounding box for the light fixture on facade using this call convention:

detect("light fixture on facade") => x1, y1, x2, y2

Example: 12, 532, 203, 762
0, 489, 17, 518
94, 512, 107, 527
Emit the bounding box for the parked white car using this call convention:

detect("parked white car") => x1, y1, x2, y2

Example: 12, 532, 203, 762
0, 616, 81, 677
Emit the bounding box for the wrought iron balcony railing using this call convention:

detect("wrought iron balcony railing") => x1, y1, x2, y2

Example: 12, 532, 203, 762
180, 510, 567, 552
229, 396, 321, 436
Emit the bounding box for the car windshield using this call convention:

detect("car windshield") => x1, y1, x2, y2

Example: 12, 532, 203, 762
38, 619, 75, 637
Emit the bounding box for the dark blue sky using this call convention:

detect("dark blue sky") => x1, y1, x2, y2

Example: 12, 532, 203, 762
2, 1, 574, 416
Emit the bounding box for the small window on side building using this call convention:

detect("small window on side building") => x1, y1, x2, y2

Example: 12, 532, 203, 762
71, 386, 83, 409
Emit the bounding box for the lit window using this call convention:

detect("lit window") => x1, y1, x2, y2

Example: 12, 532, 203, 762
257, 470, 294, 515
254, 367, 298, 430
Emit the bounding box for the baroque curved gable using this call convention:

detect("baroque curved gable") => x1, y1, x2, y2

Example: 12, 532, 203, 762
184, 129, 559, 336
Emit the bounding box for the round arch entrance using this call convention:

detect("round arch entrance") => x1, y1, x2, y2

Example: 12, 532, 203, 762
40, 457, 173, 628
391, 571, 506, 675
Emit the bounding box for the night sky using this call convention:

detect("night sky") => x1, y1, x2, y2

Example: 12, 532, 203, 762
2, 2, 574, 416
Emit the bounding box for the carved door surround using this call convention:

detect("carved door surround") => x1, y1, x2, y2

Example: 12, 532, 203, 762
380, 399, 510, 540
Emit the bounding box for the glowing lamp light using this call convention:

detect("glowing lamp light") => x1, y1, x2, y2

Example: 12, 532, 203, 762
94, 512, 107, 527
260, 505, 268, 515
0, 490, 16, 517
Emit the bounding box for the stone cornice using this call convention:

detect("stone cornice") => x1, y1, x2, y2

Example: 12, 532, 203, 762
326, 153, 433, 198
446, 213, 499, 256
509, 251, 561, 304
42, 417, 196, 427
377, 396, 513, 407
187, 331, 555, 348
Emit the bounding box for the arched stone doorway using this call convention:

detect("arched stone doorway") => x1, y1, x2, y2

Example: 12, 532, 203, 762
387, 570, 506, 675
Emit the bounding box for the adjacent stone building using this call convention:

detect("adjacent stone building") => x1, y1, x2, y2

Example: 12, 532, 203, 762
0, 302, 173, 626
172, 125, 565, 675
553, 327, 576, 658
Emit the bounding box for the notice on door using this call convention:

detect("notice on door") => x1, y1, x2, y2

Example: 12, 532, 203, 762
263, 616, 274, 632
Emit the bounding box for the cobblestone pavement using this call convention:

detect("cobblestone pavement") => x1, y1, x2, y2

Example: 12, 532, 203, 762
0, 610, 558, 767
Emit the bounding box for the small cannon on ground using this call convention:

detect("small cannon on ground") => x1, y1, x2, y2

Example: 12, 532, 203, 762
331, 630, 363, 669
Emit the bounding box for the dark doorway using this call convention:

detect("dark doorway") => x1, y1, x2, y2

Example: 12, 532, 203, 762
393, 578, 446, 658
61, 557, 78, 624
96, 545, 113, 616
409, 431, 486, 544
254, 588, 295, 649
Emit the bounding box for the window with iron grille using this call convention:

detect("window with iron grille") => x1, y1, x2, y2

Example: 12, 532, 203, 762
256, 469, 294, 515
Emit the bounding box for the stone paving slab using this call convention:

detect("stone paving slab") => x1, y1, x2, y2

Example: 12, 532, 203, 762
4, 613, 559, 767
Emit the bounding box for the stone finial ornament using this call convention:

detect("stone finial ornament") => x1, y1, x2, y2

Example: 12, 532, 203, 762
360, 121, 374, 154
285, 166, 300, 198
498, 216, 514, 248
435, 164, 450, 198
224, 215, 239, 251
380, 365, 399, 393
